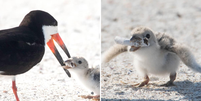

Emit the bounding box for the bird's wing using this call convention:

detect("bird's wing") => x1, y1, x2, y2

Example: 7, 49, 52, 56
156, 32, 201, 73
0, 27, 40, 44
0, 27, 45, 75
88, 68, 100, 86
93, 68, 100, 83
155, 32, 176, 52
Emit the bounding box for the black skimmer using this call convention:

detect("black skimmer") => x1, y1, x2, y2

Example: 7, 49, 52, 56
64, 57, 100, 100
0, 10, 71, 101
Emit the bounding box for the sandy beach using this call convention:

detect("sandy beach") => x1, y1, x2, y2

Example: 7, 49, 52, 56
101, 0, 201, 100
1, 0, 201, 100
0, 0, 100, 101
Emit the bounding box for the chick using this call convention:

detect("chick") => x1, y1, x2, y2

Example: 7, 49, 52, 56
64, 57, 100, 100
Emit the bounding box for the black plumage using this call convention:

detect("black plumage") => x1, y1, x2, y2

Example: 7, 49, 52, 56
0, 10, 57, 75
0, 10, 70, 101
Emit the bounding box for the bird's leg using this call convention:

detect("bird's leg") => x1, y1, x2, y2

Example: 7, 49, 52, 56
133, 75, 149, 87
12, 77, 20, 101
160, 72, 176, 87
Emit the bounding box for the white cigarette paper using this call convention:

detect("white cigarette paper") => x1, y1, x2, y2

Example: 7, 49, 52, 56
114, 36, 150, 47
115, 36, 139, 46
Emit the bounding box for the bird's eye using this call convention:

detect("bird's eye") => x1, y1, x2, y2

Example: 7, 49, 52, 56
78, 61, 82, 64
146, 34, 150, 39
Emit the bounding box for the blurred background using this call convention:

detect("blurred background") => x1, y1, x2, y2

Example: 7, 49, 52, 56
0, 0, 100, 100
101, 0, 201, 100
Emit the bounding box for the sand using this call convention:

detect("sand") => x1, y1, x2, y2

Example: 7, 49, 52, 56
101, 0, 201, 100
0, 0, 100, 101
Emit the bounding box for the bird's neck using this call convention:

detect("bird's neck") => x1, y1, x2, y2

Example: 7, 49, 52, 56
69, 68, 88, 79
133, 42, 161, 58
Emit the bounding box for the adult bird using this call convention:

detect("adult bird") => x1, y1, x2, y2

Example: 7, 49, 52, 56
0, 10, 71, 101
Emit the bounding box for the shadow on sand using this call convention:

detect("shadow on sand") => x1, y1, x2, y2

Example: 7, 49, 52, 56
101, 80, 201, 101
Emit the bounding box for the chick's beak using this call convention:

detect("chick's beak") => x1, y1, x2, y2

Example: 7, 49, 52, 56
63, 60, 74, 69
47, 33, 71, 77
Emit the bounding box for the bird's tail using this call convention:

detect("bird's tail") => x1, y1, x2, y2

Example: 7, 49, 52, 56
172, 43, 201, 72
102, 44, 128, 63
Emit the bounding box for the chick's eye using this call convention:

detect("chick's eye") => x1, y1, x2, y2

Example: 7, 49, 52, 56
78, 61, 82, 64
146, 34, 150, 39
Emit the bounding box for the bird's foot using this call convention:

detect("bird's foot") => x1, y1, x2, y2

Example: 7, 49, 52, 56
78, 95, 100, 101
132, 81, 148, 87
132, 75, 149, 87
160, 81, 175, 87
132, 77, 149, 87
92, 95, 100, 101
